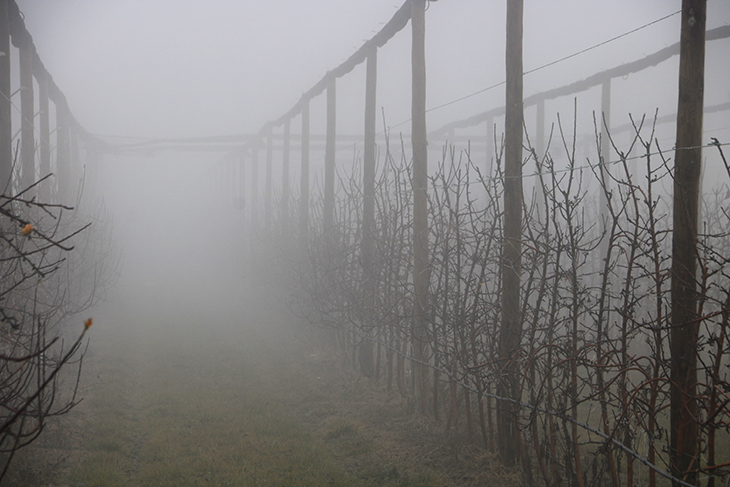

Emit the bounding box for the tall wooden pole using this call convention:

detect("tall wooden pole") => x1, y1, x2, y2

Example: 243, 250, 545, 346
599, 78, 611, 258
411, 0, 429, 413
324, 76, 336, 233
265, 126, 273, 232
361, 44, 377, 377
250, 140, 259, 228
18, 33, 33, 192
55, 102, 69, 203
534, 100, 545, 215
38, 72, 50, 202
238, 152, 246, 215
0, 0, 11, 193
70, 126, 79, 202
486, 114, 495, 178
299, 101, 310, 248
498, 0, 523, 467
670, 1, 705, 485
282, 118, 291, 225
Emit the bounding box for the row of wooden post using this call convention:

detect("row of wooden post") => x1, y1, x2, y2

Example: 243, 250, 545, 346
224, 1, 712, 483
0, 0, 86, 205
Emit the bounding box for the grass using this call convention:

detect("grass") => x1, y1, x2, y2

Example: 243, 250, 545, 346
4, 295, 442, 487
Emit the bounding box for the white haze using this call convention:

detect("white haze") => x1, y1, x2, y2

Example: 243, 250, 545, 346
11, 0, 730, 325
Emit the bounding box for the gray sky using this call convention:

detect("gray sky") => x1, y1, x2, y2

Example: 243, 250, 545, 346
15, 1, 729, 140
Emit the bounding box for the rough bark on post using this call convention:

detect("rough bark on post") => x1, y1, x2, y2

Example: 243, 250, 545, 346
498, 0, 523, 467
411, 0, 429, 413
670, 1, 705, 485
324, 75, 336, 233
360, 44, 377, 378
18, 32, 34, 191
0, 0, 10, 192
299, 101, 310, 249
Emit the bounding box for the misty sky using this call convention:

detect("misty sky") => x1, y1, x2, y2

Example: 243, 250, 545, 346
15, 1, 730, 141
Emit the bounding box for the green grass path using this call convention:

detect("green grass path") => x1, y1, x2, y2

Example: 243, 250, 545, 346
7, 293, 437, 487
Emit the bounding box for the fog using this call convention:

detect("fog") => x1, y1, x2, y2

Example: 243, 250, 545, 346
17, 1, 730, 138
14, 2, 728, 312
5, 1, 730, 483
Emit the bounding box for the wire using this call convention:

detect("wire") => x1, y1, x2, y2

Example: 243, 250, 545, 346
387, 9, 682, 131
460, 140, 730, 185
523, 10, 681, 77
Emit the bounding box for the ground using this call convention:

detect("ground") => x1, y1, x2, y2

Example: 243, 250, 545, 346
4, 284, 520, 487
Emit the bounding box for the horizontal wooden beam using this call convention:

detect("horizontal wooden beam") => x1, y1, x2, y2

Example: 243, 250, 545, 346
430, 25, 730, 137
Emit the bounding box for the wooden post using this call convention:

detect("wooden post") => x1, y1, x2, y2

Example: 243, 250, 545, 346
18, 33, 33, 192
670, 1, 705, 485
599, 78, 611, 258
265, 126, 273, 232
282, 118, 291, 226
0, 0, 11, 193
498, 0, 523, 467
324, 75, 336, 233
361, 44, 377, 377
411, 0, 429, 413
70, 125, 79, 203
237, 152, 247, 272
534, 99, 545, 215
299, 100, 310, 248
38, 72, 50, 202
238, 152, 246, 214
55, 102, 69, 203
486, 115, 495, 178
250, 140, 259, 228
226, 157, 233, 208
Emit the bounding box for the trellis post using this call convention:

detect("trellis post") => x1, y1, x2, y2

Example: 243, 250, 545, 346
534, 99, 545, 215
670, 0, 706, 484
55, 102, 69, 203
324, 75, 336, 233
0, 0, 10, 192
411, 0, 429, 413
282, 118, 291, 225
299, 100, 310, 248
69, 125, 79, 203
18, 31, 33, 191
38, 72, 51, 202
498, 0, 524, 467
250, 140, 259, 228
599, 78, 611, 258
237, 151, 246, 214
486, 114, 494, 178
360, 44, 377, 377
265, 125, 273, 232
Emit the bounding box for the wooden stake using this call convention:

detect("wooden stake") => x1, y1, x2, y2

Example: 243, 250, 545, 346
0, 0, 11, 192
498, 0, 523, 467
411, 0, 429, 414
299, 101, 310, 248
670, 1, 705, 485
18, 33, 33, 191
324, 76, 336, 233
